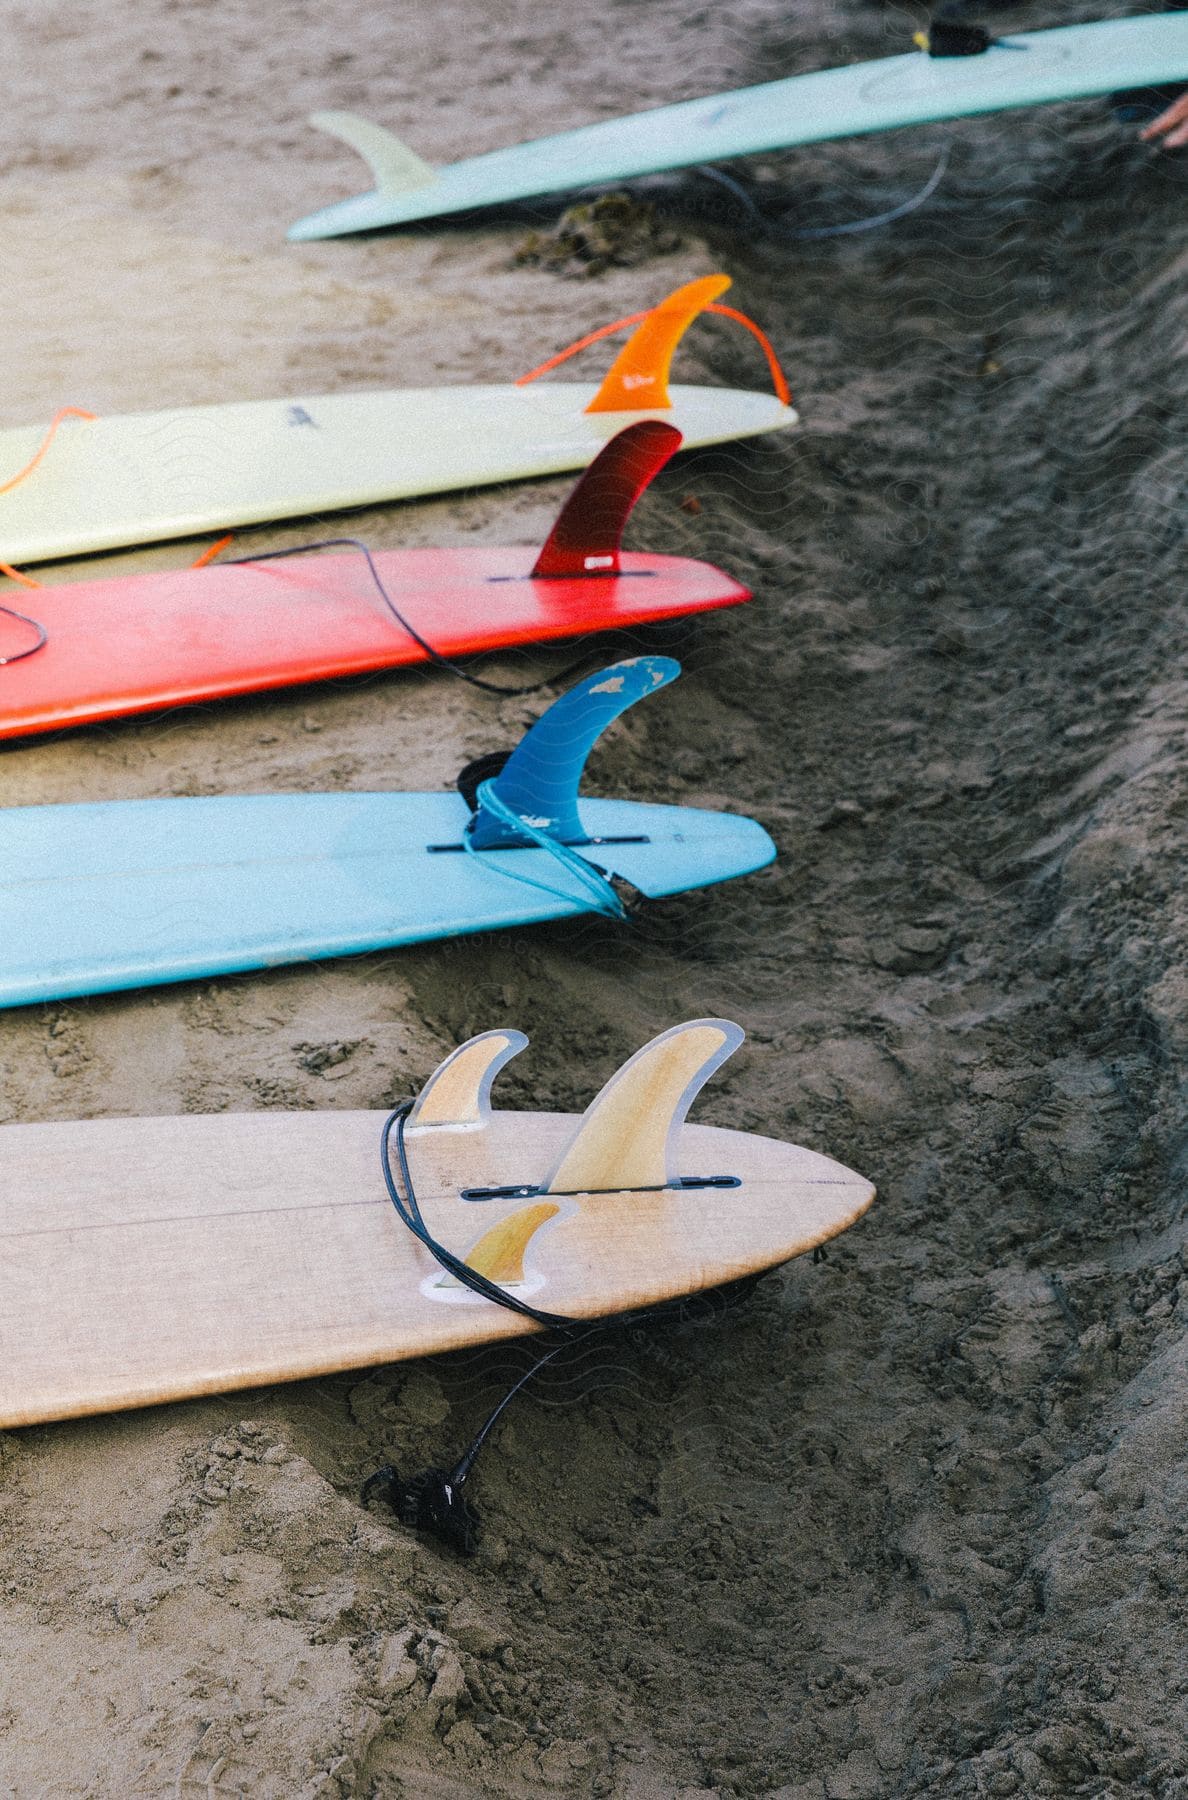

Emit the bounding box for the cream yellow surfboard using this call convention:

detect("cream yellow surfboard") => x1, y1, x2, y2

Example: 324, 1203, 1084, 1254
0, 277, 794, 567
0, 1021, 874, 1429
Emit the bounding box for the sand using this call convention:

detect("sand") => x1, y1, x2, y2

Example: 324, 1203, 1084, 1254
2, 0, 1186, 1794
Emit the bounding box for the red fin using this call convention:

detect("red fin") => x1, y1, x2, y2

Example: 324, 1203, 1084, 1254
531, 421, 682, 579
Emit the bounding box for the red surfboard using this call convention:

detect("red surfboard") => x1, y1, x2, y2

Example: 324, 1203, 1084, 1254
0, 424, 749, 740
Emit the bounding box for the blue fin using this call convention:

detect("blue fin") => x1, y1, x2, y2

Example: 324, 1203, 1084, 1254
468, 656, 679, 851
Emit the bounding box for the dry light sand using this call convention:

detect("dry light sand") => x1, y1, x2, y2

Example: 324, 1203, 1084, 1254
2, 0, 1186, 1795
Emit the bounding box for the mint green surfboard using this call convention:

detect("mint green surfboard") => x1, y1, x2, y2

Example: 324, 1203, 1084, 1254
288, 14, 1188, 239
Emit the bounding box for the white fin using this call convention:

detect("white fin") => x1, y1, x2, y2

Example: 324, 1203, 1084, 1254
542, 1019, 744, 1195
407, 1030, 528, 1131
308, 110, 439, 195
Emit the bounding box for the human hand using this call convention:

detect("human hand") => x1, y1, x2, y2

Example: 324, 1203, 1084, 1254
1140, 89, 1188, 146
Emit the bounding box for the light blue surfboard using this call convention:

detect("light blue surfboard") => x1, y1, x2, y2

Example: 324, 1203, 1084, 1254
0, 659, 775, 1008
288, 13, 1188, 239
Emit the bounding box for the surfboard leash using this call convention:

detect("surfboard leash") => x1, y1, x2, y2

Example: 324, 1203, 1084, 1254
0, 556, 48, 664
367, 1098, 760, 1553
379, 1100, 584, 1332
0, 407, 97, 497
680, 13, 1004, 253
367, 1097, 593, 1552
0, 532, 597, 682
360, 1337, 573, 1555
0, 409, 95, 662
0, 600, 48, 665
692, 145, 951, 244
516, 301, 792, 408
462, 778, 630, 923
222, 536, 593, 698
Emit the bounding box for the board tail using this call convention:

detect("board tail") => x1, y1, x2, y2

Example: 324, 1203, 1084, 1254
530, 420, 682, 579
466, 654, 678, 852
407, 1029, 529, 1131
436, 1018, 743, 1286
306, 110, 439, 194
541, 1019, 744, 1195
585, 274, 732, 414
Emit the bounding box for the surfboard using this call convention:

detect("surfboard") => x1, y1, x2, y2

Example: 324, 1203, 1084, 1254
0, 423, 750, 740
0, 1019, 875, 1429
287, 13, 1188, 238
0, 277, 794, 568
0, 656, 776, 1008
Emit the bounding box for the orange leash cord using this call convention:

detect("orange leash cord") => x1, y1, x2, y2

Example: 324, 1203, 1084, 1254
0, 562, 42, 589
190, 533, 235, 569
0, 406, 98, 497
0, 530, 233, 603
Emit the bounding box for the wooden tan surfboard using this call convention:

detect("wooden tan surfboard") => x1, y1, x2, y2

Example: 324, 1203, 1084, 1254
0, 1021, 875, 1429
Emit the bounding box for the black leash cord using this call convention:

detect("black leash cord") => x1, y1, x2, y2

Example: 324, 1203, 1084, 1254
448, 1339, 574, 1488
367, 1101, 595, 1552
371, 1100, 764, 1552
226, 536, 589, 697
0, 603, 48, 665
380, 1100, 582, 1331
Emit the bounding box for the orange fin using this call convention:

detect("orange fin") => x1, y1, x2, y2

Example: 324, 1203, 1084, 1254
438, 1201, 561, 1288
585, 274, 732, 414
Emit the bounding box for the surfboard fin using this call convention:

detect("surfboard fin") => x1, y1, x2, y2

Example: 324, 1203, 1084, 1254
530, 421, 682, 579
307, 110, 439, 194
407, 1029, 529, 1131
438, 1200, 562, 1288
467, 654, 679, 851
541, 1019, 744, 1195
585, 274, 732, 414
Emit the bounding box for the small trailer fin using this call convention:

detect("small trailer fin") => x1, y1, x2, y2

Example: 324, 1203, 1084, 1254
541, 1019, 744, 1195
530, 421, 682, 579
585, 274, 732, 414
437, 1201, 561, 1287
407, 1029, 529, 1130
307, 111, 439, 194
